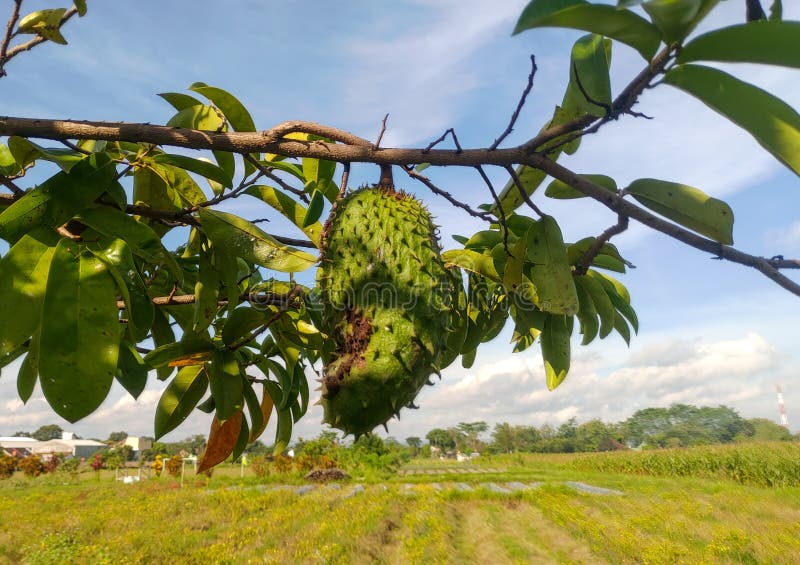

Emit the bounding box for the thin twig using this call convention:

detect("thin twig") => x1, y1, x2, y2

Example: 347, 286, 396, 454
403, 165, 492, 222
475, 166, 510, 253
0, 173, 24, 196
228, 285, 304, 350
0, 0, 23, 77
423, 128, 463, 154
505, 165, 545, 217
575, 214, 629, 275
523, 45, 676, 153
3, 7, 78, 65
374, 113, 389, 149
490, 54, 537, 150
244, 152, 308, 202
571, 61, 612, 116
59, 139, 92, 155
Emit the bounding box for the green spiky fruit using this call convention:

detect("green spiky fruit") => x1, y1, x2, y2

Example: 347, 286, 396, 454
318, 185, 459, 435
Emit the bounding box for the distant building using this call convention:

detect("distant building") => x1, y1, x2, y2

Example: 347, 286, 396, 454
0, 436, 39, 457
31, 433, 104, 459
124, 436, 152, 455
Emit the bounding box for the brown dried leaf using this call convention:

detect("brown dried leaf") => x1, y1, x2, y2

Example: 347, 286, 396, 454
249, 384, 274, 442
197, 409, 243, 473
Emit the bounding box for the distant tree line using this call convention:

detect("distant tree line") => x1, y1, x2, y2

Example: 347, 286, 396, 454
433, 404, 797, 455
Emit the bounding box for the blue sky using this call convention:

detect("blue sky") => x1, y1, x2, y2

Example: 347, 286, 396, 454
2, 0, 800, 442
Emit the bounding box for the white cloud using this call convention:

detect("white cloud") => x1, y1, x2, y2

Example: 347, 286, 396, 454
339, 0, 528, 146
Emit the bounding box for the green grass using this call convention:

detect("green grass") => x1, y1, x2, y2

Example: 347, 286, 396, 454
1, 446, 799, 563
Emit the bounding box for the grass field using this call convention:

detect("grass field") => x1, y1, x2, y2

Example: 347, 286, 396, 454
1, 445, 799, 564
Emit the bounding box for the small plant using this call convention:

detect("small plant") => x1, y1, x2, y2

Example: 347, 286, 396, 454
165, 454, 182, 477
90, 453, 104, 474
151, 455, 163, 477
42, 452, 60, 474
250, 456, 270, 478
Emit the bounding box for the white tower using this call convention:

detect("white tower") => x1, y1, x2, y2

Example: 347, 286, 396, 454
775, 384, 789, 429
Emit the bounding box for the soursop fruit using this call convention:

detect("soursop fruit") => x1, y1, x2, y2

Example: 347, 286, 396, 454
317, 184, 461, 435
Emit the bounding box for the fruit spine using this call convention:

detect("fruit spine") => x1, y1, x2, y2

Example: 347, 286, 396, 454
317, 182, 458, 435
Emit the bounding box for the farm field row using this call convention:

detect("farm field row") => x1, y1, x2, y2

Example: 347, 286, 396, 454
2, 449, 799, 563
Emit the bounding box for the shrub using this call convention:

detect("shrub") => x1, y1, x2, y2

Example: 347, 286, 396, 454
0, 454, 16, 479
19, 455, 44, 477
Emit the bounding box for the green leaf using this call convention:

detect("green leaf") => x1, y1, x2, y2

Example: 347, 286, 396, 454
642, 0, 703, 42
442, 249, 501, 282
0, 144, 20, 176
74, 0, 87, 16
208, 350, 243, 422
156, 163, 208, 207
222, 307, 269, 346
613, 311, 632, 345
166, 105, 225, 131
116, 340, 148, 400
302, 157, 339, 203
8, 137, 83, 172
273, 404, 293, 455
150, 310, 176, 381
770, 0, 782, 21
541, 314, 572, 390
189, 83, 256, 132
575, 274, 615, 338
464, 230, 503, 252
0, 226, 58, 354
664, 64, 800, 178
144, 337, 215, 369
594, 271, 638, 332
545, 174, 617, 199
0, 154, 115, 243
242, 376, 264, 440
514, 0, 661, 61
574, 281, 599, 345
39, 241, 119, 422
303, 189, 325, 228
17, 345, 38, 404
153, 154, 233, 188
564, 34, 612, 117
246, 184, 322, 246
154, 365, 208, 440
198, 208, 317, 272
90, 238, 154, 342
678, 22, 800, 69
77, 205, 181, 280
17, 8, 68, 44
493, 165, 549, 214
193, 247, 221, 333
158, 92, 203, 111
627, 178, 734, 244
525, 216, 579, 315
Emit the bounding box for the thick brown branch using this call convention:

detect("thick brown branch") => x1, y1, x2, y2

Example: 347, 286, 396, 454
116, 290, 300, 310
0, 117, 529, 166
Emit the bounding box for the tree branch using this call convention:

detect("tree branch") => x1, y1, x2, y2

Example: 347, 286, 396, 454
490, 54, 537, 150
116, 290, 301, 311
1, 7, 78, 74
575, 214, 629, 275
0, 0, 23, 77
